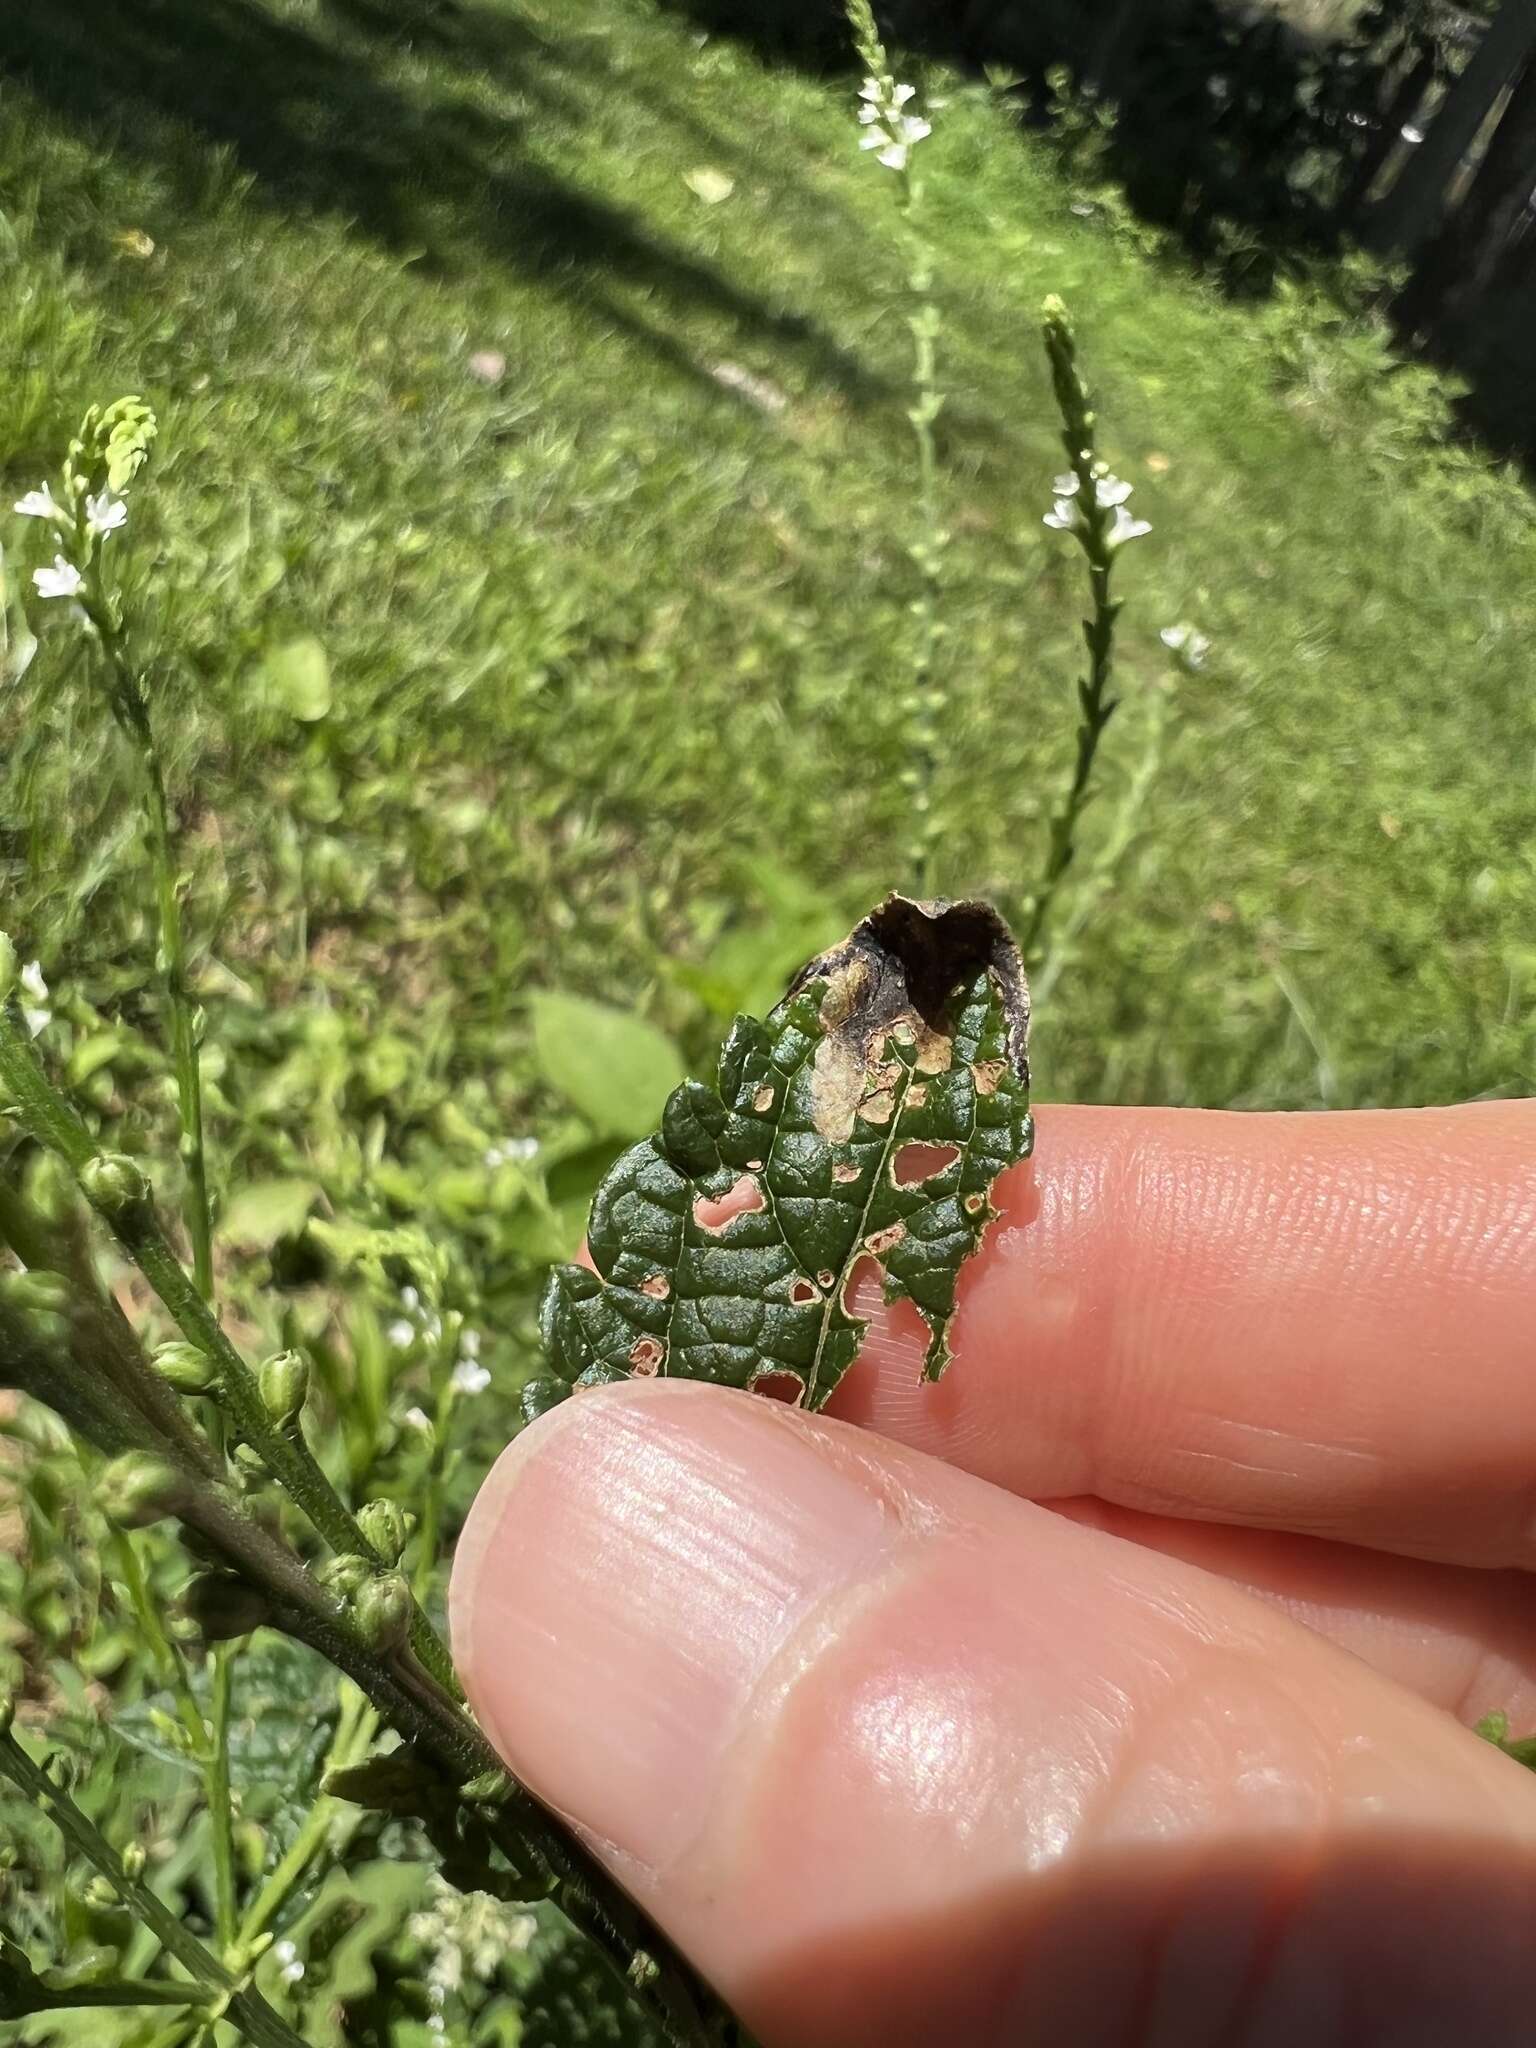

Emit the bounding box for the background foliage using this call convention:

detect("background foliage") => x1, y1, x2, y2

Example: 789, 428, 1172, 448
1, 0, 1533, 2039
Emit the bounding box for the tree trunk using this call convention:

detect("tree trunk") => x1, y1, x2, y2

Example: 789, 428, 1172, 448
1399, 51, 1536, 335
1363, 0, 1536, 253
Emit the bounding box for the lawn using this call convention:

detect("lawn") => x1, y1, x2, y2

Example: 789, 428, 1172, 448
2, 1, 1535, 2034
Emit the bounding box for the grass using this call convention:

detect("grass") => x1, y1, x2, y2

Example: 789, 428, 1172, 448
2, 0, 1533, 1151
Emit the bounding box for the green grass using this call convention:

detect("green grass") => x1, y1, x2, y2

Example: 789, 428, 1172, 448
2, 0, 1533, 1151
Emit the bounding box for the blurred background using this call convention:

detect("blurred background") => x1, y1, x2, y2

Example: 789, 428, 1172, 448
1, 3, 1534, 2035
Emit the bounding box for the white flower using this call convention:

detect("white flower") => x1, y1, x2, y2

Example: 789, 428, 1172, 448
451, 1359, 491, 1396
1051, 471, 1081, 498
401, 1284, 421, 1312
1042, 497, 1083, 532
1160, 623, 1211, 670
274, 1939, 304, 1986
856, 76, 931, 174
1106, 504, 1152, 547
460, 1326, 480, 1358
19, 960, 49, 1039
404, 1405, 433, 1433
1401, 123, 1424, 145
33, 556, 84, 600
386, 1318, 415, 1350
13, 484, 66, 524
85, 490, 127, 537
484, 1134, 539, 1168
1092, 473, 1133, 508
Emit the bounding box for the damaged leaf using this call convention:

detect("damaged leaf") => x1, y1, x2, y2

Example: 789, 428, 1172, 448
538, 896, 1032, 1412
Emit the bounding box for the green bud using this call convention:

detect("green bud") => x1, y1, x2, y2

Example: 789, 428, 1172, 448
80, 1152, 150, 1217
120, 1843, 146, 1880
152, 1339, 216, 1395
232, 1442, 268, 1480
95, 1451, 184, 1528
258, 1348, 308, 1430
352, 1571, 411, 1652
234, 1820, 266, 1884
458, 1768, 512, 1807
183, 1571, 270, 1643
82, 1875, 119, 1912
317, 1551, 370, 1597
24, 1150, 75, 1227
356, 1497, 410, 1565
0, 1267, 72, 1320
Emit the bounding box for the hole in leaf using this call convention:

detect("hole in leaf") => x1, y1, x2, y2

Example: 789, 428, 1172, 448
892, 1142, 959, 1187
628, 1337, 665, 1376
751, 1370, 805, 1406
789, 1278, 819, 1305
693, 1174, 766, 1232
841, 1252, 881, 1319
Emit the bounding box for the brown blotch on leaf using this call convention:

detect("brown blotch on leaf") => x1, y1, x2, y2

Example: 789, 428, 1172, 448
793, 896, 1030, 1144
753, 1084, 775, 1114
972, 1059, 1007, 1097
640, 1272, 671, 1300
789, 1278, 819, 1305
864, 1222, 907, 1257
859, 1089, 897, 1127
628, 1337, 665, 1376
964, 1192, 986, 1216
905, 1082, 929, 1109
832, 1161, 859, 1184
816, 1268, 836, 1289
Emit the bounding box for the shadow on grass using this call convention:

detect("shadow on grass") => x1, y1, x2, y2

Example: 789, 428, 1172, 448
0, 0, 882, 409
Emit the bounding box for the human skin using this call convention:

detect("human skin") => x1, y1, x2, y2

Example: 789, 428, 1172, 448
451, 1101, 1536, 2047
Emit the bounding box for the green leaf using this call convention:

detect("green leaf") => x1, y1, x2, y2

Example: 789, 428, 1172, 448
527, 993, 686, 1141
541, 897, 1032, 1411
217, 1176, 321, 1249
257, 635, 332, 721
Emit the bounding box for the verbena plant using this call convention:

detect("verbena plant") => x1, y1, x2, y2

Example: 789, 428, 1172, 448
0, 24, 1177, 2048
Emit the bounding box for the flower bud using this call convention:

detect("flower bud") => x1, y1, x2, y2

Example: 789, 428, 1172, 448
183, 1571, 270, 1643
82, 1875, 119, 1911
356, 1497, 410, 1566
317, 1551, 370, 1597
352, 1571, 411, 1652
258, 1349, 308, 1431
121, 1843, 146, 1880
152, 1339, 216, 1396
0, 1267, 72, 1321
95, 1451, 184, 1527
80, 1152, 150, 1217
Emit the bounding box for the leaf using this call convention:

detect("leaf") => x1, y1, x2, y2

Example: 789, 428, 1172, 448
217, 1176, 321, 1249
257, 634, 332, 721
540, 897, 1032, 1411
527, 993, 686, 1141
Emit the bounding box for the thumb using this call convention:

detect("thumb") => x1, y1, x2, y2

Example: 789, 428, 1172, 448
451, 1381, 1536, 2048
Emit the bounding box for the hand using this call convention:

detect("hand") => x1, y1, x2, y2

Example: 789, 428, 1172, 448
451, 1101, 1536, 2047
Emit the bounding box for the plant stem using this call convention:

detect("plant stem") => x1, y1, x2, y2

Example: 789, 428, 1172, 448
80, 590, 214, 1301
208, 1645, 237, 1953
0, 1729, 307, 2048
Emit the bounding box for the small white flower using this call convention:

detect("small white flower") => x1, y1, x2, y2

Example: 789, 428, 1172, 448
401, 1284, 421, 1312
460, 1326, 480, 1359
1160, 623, 1211, 670
386, 1318, 415, 1350
484, 1134, 539, 1168
452, 1359, 491, 1396
1042, 497, 1083, 532
19, 960, 49, 1039
1401, 123, 1424, 145
33, 556, 84, 600
856, 76, 931, 174
85, 489, 127, 537
1093, 474, 1133, 509
274, 1939, 305, 1986
404, 1405, 432, 1432
13, 484, 66, 524
1051, 471, 1081, 498
1106, 504, 1152, 547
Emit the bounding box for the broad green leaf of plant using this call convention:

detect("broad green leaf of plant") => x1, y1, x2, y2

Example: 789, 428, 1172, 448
527, 991, 687, 1141
538, 897, 1032, 1413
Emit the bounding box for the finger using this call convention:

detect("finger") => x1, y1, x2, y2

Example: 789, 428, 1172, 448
451, 1381, 1536, 2048
1046, 1499, 1536, 1730
828, 1100, 1536, 1568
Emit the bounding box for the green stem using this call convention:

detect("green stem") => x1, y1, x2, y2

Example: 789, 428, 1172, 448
81, 590, 214, 1302
208, 1646, 237, 1952
0, 1730, 307, 2048
111, 1531, 207, 1757
23, 1980, 212, 2012
897, 168, 946, 899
